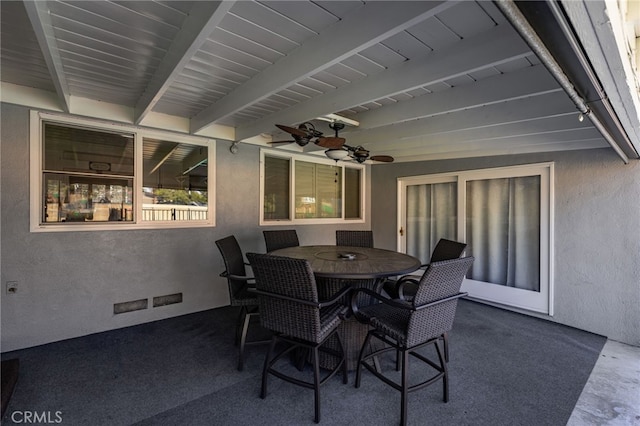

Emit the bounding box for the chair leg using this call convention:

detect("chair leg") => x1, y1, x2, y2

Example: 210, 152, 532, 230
312, 346, 321, 424
435, 340, 449, 403
237, 310, 252, 371
261, 336, 278, 399
334, 332, 348, 384
234, 306, 246, 346
355, 332, 373, 388
400, 348, 409, 426
442, 332, 449, 363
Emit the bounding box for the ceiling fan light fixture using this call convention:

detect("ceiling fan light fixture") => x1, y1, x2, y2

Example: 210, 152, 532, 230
325, 149, 350, 161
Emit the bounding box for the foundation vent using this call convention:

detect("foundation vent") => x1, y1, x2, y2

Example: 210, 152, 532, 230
114, 298, 148, 314
153, 293, 183, 307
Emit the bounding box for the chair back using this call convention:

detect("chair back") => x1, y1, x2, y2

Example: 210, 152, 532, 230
215, 235, 251, 305
336, 230, 374, 248
406, 257, 474, 347
263, 229, 299, 252
430, 239, 467, 262
246, 253, 323, 343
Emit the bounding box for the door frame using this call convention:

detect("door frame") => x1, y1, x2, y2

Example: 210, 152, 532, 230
397, 163, 555, 315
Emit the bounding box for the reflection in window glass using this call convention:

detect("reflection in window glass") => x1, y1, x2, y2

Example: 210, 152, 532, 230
142, 138, 208, 222
295, 161, 341, 219
42, 123, 134, 223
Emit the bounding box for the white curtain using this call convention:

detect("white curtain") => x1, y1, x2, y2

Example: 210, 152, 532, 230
466, 176, 540, 291
406, 182, 457, 264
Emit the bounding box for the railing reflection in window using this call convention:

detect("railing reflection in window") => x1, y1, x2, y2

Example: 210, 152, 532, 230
142, 204, 208, 221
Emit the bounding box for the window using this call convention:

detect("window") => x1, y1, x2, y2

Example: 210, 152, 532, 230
142, 137, 208, 222
42, 123, 135, 224
263, 156, 290, 220
295, 161, 341, 219
398, 163, 553, 314
30, 111, 215, 231
260, 150, 365, 224
344, 167, 362, 219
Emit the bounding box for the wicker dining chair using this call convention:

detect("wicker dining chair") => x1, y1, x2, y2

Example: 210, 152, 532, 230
246, 252, 350, 424
384, 238, 467, 300
351, 256, 474, 426
215, 235, 269, 371
334, 229, 376, 309
335, 230, 374, 248
263, 229, 300, 252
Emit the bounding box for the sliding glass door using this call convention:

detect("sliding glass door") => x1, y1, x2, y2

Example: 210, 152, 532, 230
398, 164, 553, 314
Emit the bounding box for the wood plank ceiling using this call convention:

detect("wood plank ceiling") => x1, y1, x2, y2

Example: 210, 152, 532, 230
1, 0, 638, 163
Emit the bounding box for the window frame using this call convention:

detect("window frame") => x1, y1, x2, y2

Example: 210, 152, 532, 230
30, 110, 216, 232
259, 148, 366, 225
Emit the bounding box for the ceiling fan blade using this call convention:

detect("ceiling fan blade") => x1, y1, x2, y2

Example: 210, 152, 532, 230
315, 136, 345, 149
275, 124, 307, 137
268, 140, 295, 145
370, 155, 394, 163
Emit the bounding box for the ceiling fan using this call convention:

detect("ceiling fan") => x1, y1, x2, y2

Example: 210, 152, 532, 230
323, 122, 394, 163
341, 145, 394, 163
270, 122, 345, 149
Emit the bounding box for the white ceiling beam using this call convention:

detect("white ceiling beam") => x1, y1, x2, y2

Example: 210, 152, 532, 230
23, 0, 70, 112
134, 1, 235, 125
369, 117, 599, 154
347, 91, 578, 145
191, 0, 455, 133
394, 128, 603, 153
353, 64, 562, 130
389, 139, 606, 163
235, 24, 531, 141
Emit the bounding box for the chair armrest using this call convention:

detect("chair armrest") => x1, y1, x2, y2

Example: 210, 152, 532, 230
396, 276, 420, 300
228, 274, 255, 283
351, 289, 468, 315
318, 285, 352, 308
220, 271, 255, 283
413, 292, 468, 311
252, 287, 350, 309
350, 287, 413, 315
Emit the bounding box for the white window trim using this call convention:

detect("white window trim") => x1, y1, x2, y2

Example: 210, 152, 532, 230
29, 110, 217, 232
259, 148, 366, 226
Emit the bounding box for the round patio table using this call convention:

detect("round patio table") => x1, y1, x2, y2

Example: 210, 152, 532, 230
270, 245, 421, 370
270, 245, 421, 280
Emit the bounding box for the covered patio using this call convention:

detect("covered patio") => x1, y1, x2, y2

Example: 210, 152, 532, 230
1, 1, 639, 424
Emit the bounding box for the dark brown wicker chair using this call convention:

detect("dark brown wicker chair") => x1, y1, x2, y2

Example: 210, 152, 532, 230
384, 238, 467, 299
246, 252, 350, 424
334, 229, 376, 316
215, 235, 268, 371
335, 230, 374, 248
351, 256, 474, 426
263, 229, 299, 252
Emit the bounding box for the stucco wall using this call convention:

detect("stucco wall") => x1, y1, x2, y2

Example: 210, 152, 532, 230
371, 151, 640, 346
0, 103, 371, 352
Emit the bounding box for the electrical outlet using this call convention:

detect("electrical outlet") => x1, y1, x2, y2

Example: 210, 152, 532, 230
6, 281, 18, 294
